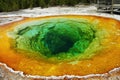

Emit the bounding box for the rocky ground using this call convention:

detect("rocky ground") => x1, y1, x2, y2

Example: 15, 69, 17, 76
0, 5, 120, 25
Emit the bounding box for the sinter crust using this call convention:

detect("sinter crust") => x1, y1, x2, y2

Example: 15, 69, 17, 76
0, 63, 120, 80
